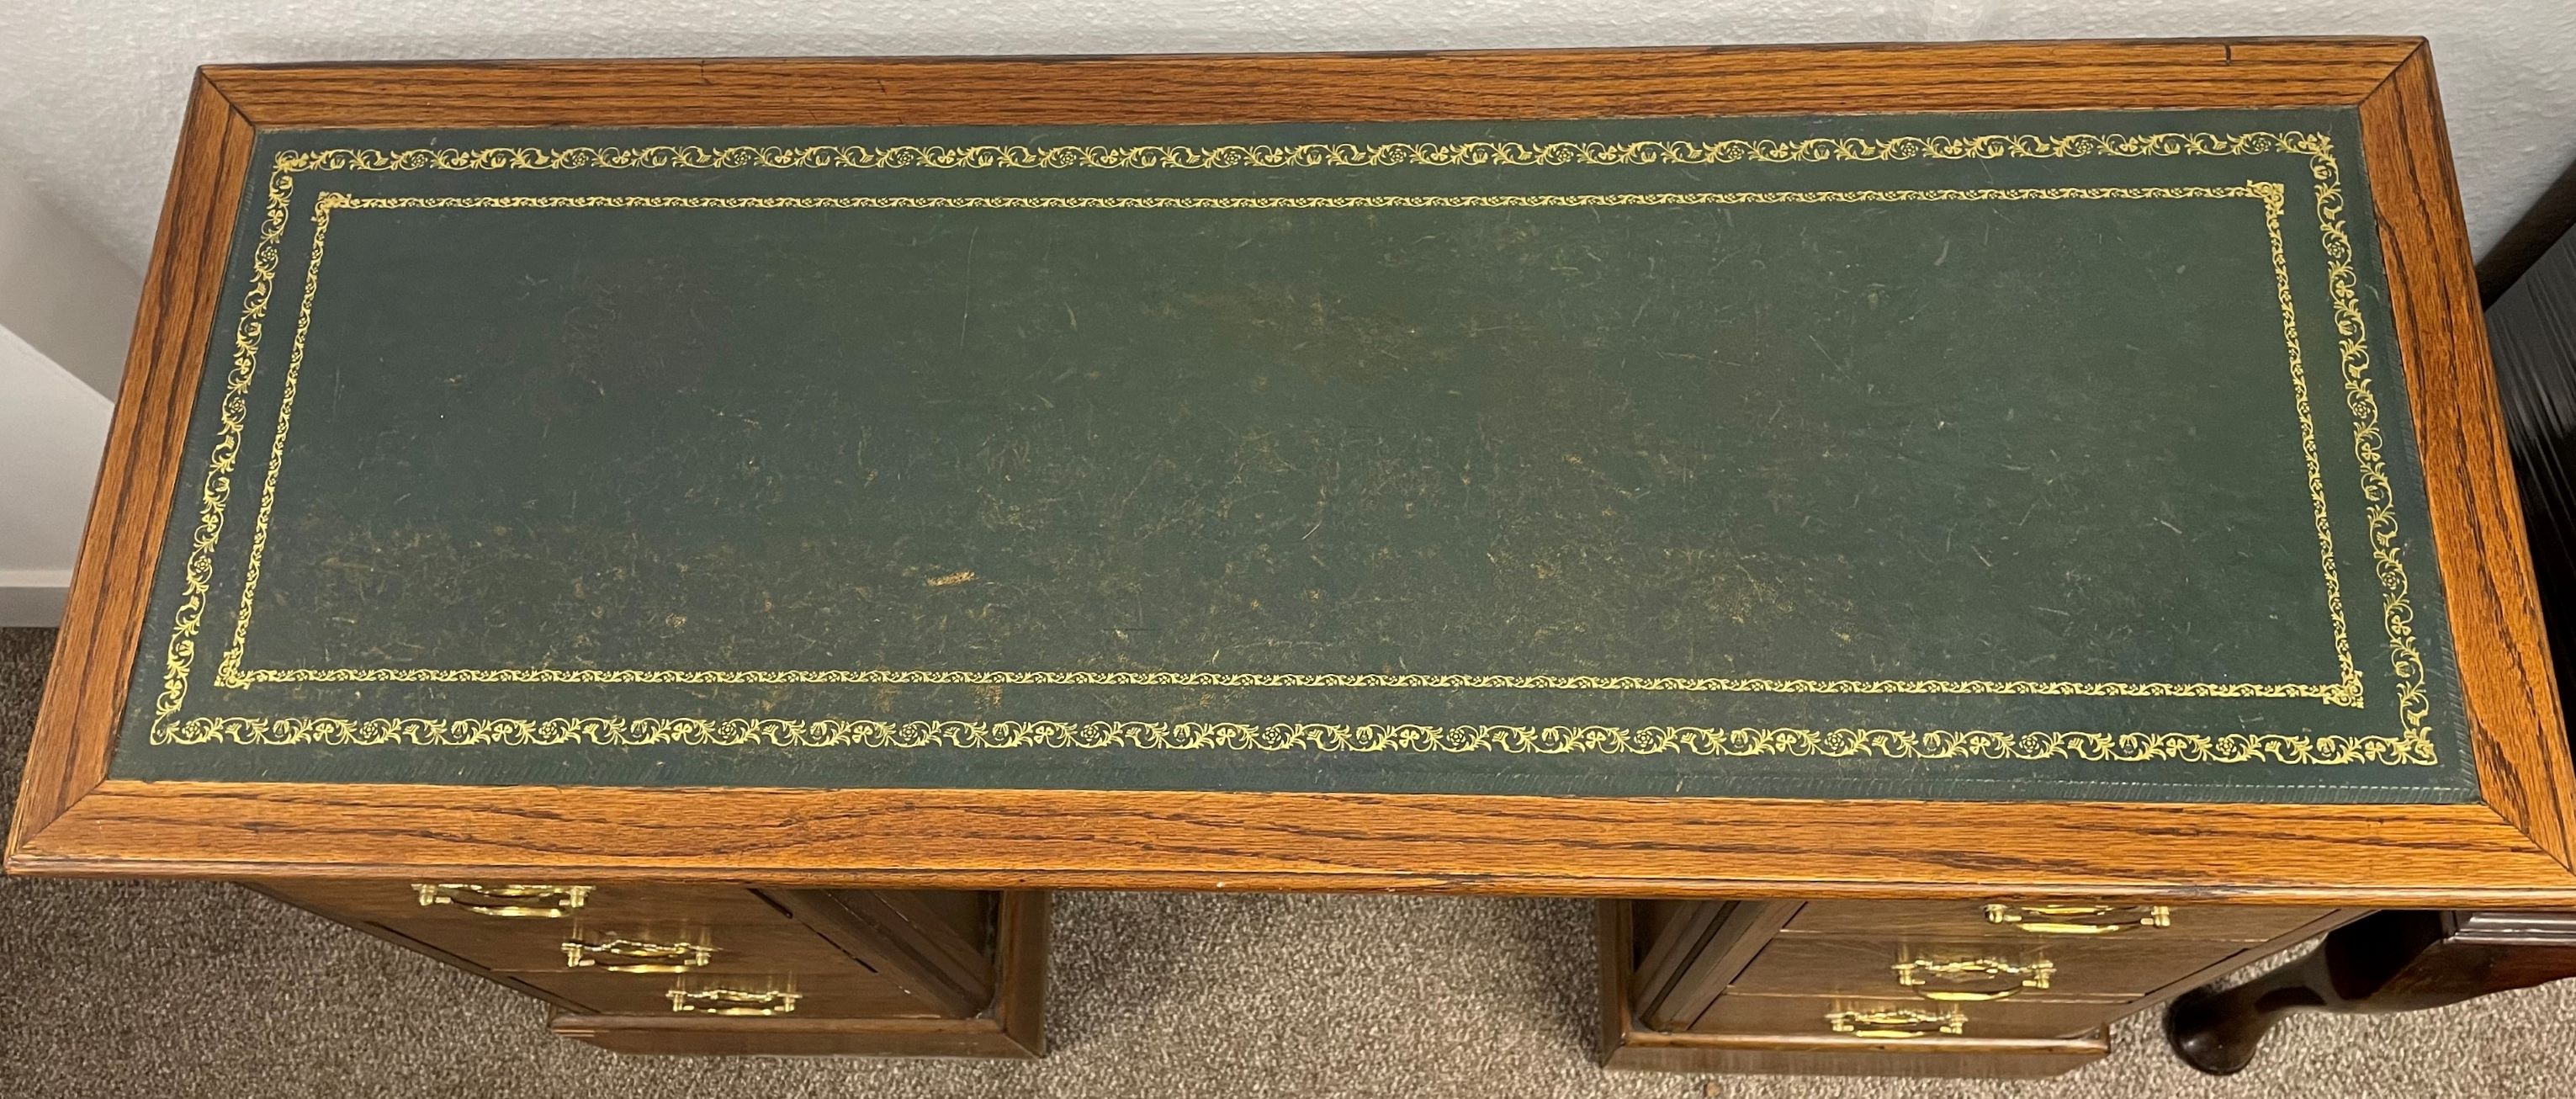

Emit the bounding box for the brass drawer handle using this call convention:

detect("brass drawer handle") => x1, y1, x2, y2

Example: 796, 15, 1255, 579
414, 884, 593, 918
1984, 903, 2171, 935
1826, 1006, 1966, 1039
668, 987, 800, 1017
1895, 957, 2055, 1001
564, 937, 718, 973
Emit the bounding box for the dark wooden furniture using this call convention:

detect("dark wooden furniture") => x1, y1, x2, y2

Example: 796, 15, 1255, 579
2164, 909, 2576, 1074
260, 881, 1045, 1055
1603, 899, 2361, 1076
2160, 143, 2576, 1078
9, 40, 2573, 1073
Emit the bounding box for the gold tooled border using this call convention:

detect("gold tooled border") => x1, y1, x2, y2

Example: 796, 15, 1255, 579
150, 131, 2436, 767
220, 184, 2357, 708
160, 717, 2434, 767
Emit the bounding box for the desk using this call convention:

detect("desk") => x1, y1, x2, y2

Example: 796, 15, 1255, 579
9, 40, 2573, 1076
2160, 121, 2576, 1077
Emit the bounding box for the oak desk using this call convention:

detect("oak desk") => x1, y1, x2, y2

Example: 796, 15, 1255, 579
11, 40, 2574, 1075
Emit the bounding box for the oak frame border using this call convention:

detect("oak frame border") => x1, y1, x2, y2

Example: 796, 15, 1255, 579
13, 38, 2576, 905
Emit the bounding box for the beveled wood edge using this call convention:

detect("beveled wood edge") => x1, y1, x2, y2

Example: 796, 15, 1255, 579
21, 41, 2576, 906
15, 780, 2576, 906
194, 37, 2425, 129
3, 74, 250, 853
2359, 49, 2576, 868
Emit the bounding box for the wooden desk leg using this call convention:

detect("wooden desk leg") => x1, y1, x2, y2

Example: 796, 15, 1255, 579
2165, 910, 2576, 1075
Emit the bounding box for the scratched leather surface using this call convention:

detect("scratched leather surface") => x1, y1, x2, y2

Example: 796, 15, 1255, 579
109, 108, 2478, 802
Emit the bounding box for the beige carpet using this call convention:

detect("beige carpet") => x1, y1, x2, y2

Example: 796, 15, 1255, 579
0, 627, 2567, 1097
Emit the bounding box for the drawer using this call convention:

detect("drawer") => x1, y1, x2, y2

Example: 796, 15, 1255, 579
262, 880, 794, 929
1731, 935, 2249, 1001
1784, 900, 2333, 943
495, 920, 877, 975
1692, 992, 2121, 1040
517, 969, 942, 1019
258, 880, 831, 974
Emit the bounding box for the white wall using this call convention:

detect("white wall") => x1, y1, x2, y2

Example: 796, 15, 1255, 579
0, 167, 133, 625
0, 166, 139, 397
2, 1, 2573, 267
0, 1, 2573, 627
0, 323, 110, 626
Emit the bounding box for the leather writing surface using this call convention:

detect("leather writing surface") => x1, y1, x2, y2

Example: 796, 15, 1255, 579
107, 109, 2478, 802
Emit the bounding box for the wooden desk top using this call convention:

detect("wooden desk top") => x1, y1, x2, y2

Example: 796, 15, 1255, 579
13, 40, 2576, 905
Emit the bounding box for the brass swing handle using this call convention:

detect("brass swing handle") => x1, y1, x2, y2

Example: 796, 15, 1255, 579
564, 937, 719, 973
668, 987, 801, 1017
1894, 957, 2055, 1001
1984, 903, 2171, 936
1826, 1006, 1967, 1039
414, 883, 593, 918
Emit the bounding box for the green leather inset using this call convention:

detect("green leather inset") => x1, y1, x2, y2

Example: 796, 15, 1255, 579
108, 110, 2477, 803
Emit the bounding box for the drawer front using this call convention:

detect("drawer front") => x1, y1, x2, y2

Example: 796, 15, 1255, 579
1784, 900, 2333, 943
262, 880, 794, 929
1693, 992, 2121, 1040
1731, 935, 2248, 1001
517, 969, 940, 1019
260, 881, 874, 976
502, 920, 876, 975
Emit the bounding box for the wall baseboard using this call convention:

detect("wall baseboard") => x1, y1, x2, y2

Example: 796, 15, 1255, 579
0, 580, 69, 627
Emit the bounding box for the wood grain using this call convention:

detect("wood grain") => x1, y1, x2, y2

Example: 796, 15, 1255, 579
1598, 900, 1640, 1064
245, 882, 596, 1015
13, 40, 2574, 907
1604, 1026, 2112, 1078
199, 39, 2420, 129
2361, 49, 2576, 868
1778, 899, 2334, 942
1688, 992, 2123, 1040
258, 877, 797, 926
762, 888, 992, 1017
1631, 901, 1733, 1023
1725, 934, 2239, 1000
1603, 900, 2363, 1076
15, 779, 2576, 905
4, 75, 250, 851
991, 891, 1048, 1058
546, 889, 1044, 1056
546, 1013, 1036, 1058
1600, 901, 2107, 1077
2113, 905, 2361, 1025
1641, 900, 1799, 1031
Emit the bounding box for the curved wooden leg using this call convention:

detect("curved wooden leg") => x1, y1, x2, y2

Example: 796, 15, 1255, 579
2162, 947, 2336, 1075
2165, 910, 2576, 1075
